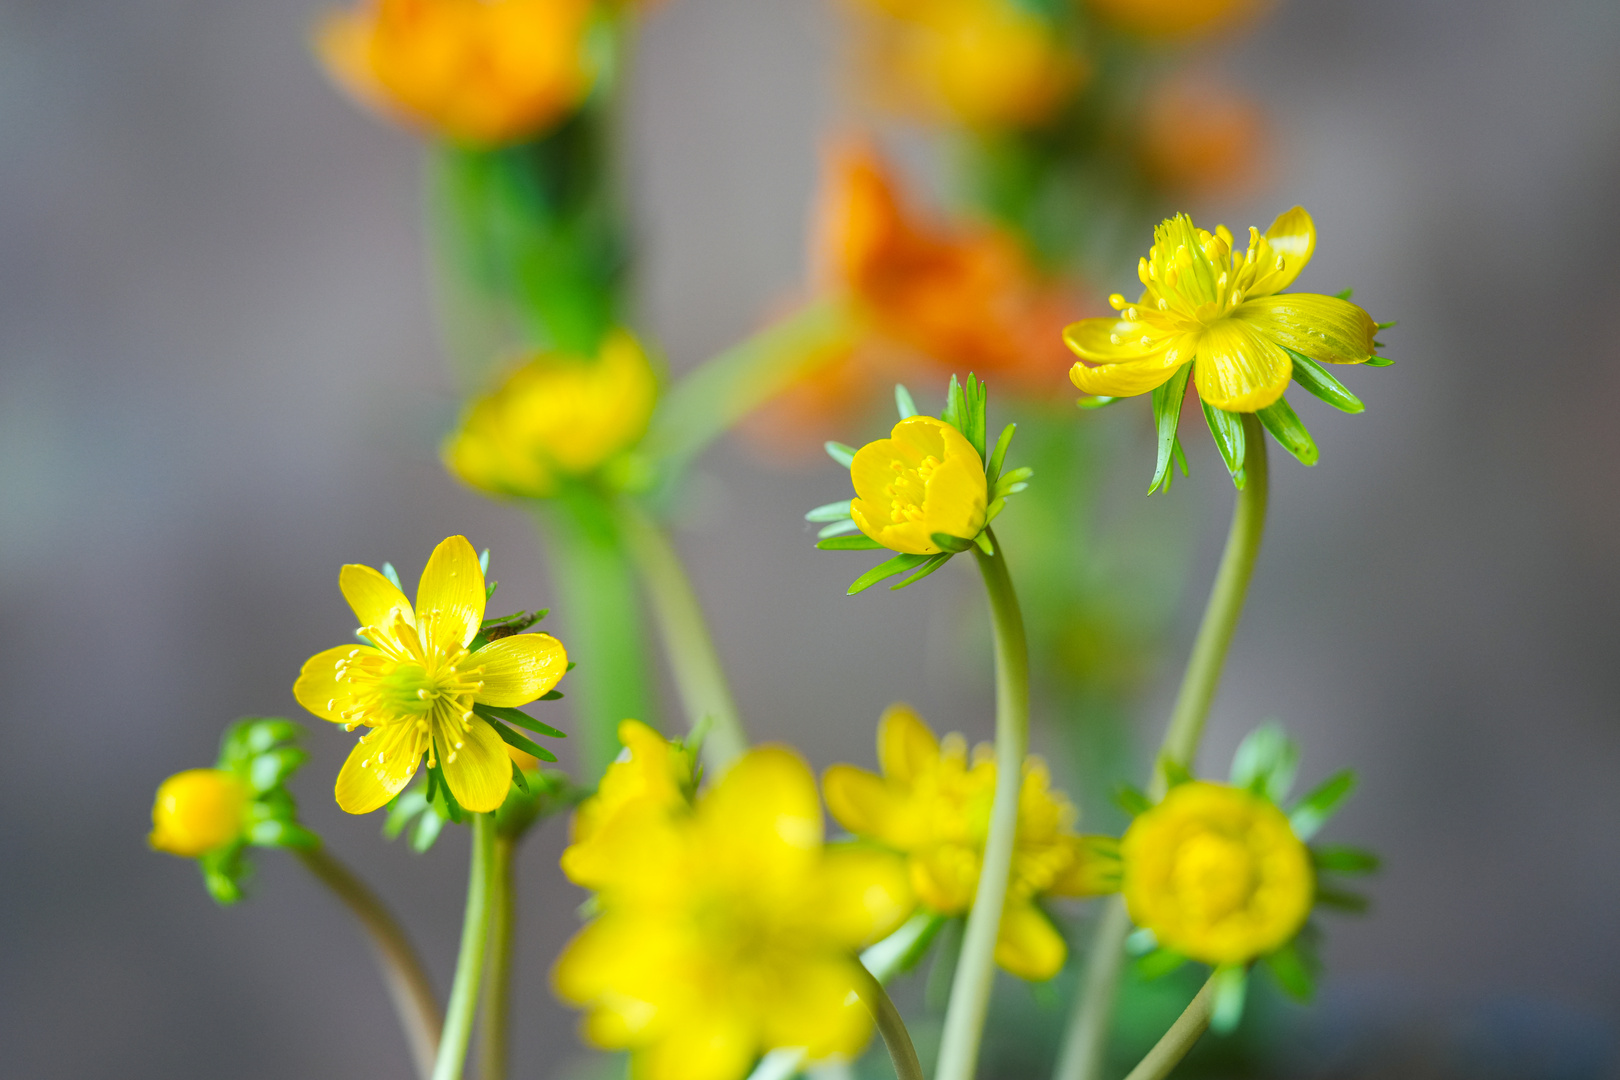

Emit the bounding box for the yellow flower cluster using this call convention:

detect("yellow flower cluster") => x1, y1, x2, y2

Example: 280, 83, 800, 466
555, 725, 912, 1080
824, 706, 1117, 980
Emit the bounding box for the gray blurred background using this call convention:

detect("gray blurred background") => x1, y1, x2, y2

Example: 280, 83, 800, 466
3, 0, 1619, 1076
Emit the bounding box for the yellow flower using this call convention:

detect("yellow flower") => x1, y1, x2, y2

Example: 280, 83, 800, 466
1064, 208, 1379, 413
316, 0, 597, 146
294, 535, 568, 815
1121, 781, 1312, 965
555, 746, 911, 1080
823, 706, 1118, 981
1085, 0, 1264, 40
850, 416, 988, 554
149, 769, 248, 858
896, 0, 1083, 129
444, 330, 657, 499
561, 719, 693, 889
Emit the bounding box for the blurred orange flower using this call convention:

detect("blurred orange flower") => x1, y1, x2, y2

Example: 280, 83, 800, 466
317, 0, 598, 146
1138, 73, 1267, 200
1085, 0, 1265, 40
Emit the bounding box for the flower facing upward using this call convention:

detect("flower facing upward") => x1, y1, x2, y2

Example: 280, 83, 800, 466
150, 769, 248, 858
294, 535, 568, 815
824, 706, 1119, 980
444, 330, 657, 499
850, 416, 988, 554
317, 0, 597, 146
1065, 208, 1380, 413
555, 746, 911, 1080
1121, 781, 1312, 965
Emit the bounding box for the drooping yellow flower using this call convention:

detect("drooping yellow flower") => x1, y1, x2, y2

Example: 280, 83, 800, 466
1121, 781, 1312, 965
823, 706, 1118, 980
149, 769, 248, 858
316, 0, 597, 146
1064, 208, 1379, 412
561, 719, 693, 888
294, 535, 568, 815
555, 746, 911, 1080
850, 416, 988, 554
444, 330, 657, 499
1086, 0, 1264, 40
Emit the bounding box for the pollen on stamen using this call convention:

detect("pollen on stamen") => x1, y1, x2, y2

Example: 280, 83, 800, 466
447, 752, 458, 764
1108, 293, 1125, 310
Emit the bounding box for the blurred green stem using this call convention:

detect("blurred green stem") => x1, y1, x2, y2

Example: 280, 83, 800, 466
855, 965, 925, 1080
1120, 976, 1217, 1080
935, 531, 1030, 1080
433, 813, 497, 1080
477, 835, 516, 1080
1054, 415, 1269, 1080
614, 495, 747, 770
296, 846, 442, 1080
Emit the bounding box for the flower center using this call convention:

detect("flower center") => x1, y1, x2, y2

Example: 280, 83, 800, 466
1107, 214, 1285, 338
1170, 831, 1256, 925
336, 612, 489, 768
883, 454, 940, 524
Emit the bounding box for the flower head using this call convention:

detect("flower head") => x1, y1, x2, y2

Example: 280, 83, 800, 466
316, 0, 598, 146
1085, 0, 1264, 40
555, 745, 911, 1080
851, 416, 987, 555
444, 330, 657, 499
294, 535, 568, 815
1121, 781, 1311, 965
561, 719, 695, 888
824, 706, 1118, 980
150, 769, 248, 858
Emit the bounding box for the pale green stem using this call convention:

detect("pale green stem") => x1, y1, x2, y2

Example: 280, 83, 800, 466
614, 495, 748, 770
855, 964, 926, 1080
935, 532, 1030, 1080
295, 846, 442, 1080
1053, 415, 1268, 1080
433, 813, 497, 1080
1119, 977, 1217, 1080
477, 835, 516, 1080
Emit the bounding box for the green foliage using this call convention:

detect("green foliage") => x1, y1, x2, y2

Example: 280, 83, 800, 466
1229, 723, 1299, 803
1149, 363, 1193, 494
894, 383, 919, 420
847, 553, 932, 595
1201, 401, 1248, 490
1289, 769, 1356, 840
824, 441, 857, 468
1208, 964, 1249, 1034
1262, 939, 1317, 1002
197, 718, 319, 904
1257, 396, 1319, 466
1285, 348, 1365, 414
941, 373, 989, 460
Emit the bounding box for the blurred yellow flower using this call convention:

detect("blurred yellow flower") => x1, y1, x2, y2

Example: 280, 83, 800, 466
850, 416, 988, 555
1064, 208, 1379, 412
555, 747, 911, 1080
149, 769, 248, 858
316, 0, 598, 146
1086, 0, 1264, 40
823, 706, 1118, 980
294, 535, 568, 815
561, 719, 692, 888
444, 329, 657, 499
1121, 781, 1312, 965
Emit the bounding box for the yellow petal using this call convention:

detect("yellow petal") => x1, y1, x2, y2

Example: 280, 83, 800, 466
341, 563, 415, 638
474, 632, 568, 706
334, 722, 424, 815
1062, 317, 1174, 363
632, 1012, 755, 1080
293, 644, 368, 723
1067, 331, 1198, 399
1047, 835, 1122, 897
922, 450, 988, 542
439, 716, 512, 813
1193, 318, 1292, 412
910, 843, 980, 913
415, 534, 486, 652
1247, 205, 1316, 297
822, 765, 896, 839
761, 955, 873, 1060
1235, 293, 1377, 365
850, 500, 936, 555
994, 900, 1067, 981
877, 704, 940, 783
698, 747, 823, 886
815, 847, 914, 947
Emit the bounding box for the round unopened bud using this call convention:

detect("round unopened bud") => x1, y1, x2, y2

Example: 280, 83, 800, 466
149, 769, 247, 858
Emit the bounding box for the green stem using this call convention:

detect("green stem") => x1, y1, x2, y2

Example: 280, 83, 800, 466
477, 835, 516, 1080
855, 964, 926, 1080
614, 495, 748, 771
433, 813, 498, 1080
935, 532, 1030, 1080
1119, 977, 1217, 1080
295, 847, 443, 1080
1053, 415, 1268, 1080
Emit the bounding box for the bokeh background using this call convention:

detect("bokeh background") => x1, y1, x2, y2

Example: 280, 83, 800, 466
3, 0, 1620, 1076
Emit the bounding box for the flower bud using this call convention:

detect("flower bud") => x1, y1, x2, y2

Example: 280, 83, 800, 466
850, 416, 988, 554
149, 769, 248, 858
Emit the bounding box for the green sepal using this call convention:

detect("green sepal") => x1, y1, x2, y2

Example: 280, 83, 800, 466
1124, 927, 1158, 956
474, 703, 567, 740
1114, 784, 1153, 817
805, 500, 853, 522
496, 768, 585, 839
1374, 320, 1397, 330
1136, 947, 1188, 980
824, 441, 857, 468
478, 549, 490, 575
817, 519, 861, 539
930, 533, 975, 554
1209, 964, 1249, 1034
1158, 754, 1193, 790
1312, 844, 1381, 875
1229, 722, 1299, 803
1262, 939, 1316, 1002
200, 846, 249, 905
1257, 397, 1319, 466
540, 689, 564, 701
1202, 401, 1247, 489
1333, 288, 1354, 300
895, 384, 919, 420
509, 761, 530, 793
987, 424, 1016, 485
848, 553, 930, 595
380, 562, 403, 590
1314, 884, 1371, 913
941, 374, 988, 460
992, 466, 1033, 500
860, 910, 946, 982
489, 721, 560, 763
1149, 363, 1193, 494
1076, 395, 1119, 410
1363, 355, 1395, 367
248, 748, 308, 795
1289, 769, 1356, 840
891, 553, 952, 589
244, 818, 319, 850
1284, 347, 1364, 413
818, 534, 884, 551
972, 532, 994, 556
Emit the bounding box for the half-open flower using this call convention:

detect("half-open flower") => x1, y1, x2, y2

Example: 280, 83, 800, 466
851, 416, 987, 555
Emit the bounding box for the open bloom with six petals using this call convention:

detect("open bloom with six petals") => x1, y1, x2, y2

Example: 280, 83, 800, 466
1064, 207, 1379, 413
823, 706, 1118, 980
850, 416, 988, 554
294, 535, 568, 815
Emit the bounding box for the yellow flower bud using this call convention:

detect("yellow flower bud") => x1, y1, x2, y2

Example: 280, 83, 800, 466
899, 0, 1083, 129
1121, 781, 1312, 965
443, 330, 657, 500
149, 769, 248, 858
850, 416, 987, 554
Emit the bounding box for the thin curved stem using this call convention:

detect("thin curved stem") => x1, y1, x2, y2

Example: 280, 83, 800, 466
1053, 415, 1268, 1080
855, 964, 925, 1080
935, 532, 1030, 1080
295, 846, 442, 1080
1119, 977, 1217, 1080
614, 495, 748, 771
433, 813, 498, 1080
477, 835, 516, 1080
